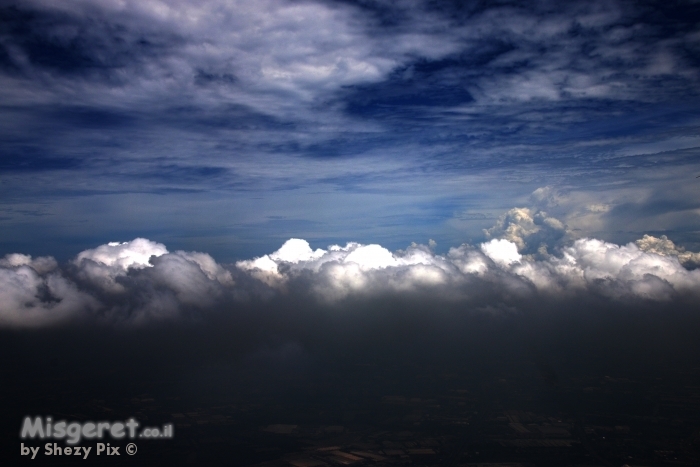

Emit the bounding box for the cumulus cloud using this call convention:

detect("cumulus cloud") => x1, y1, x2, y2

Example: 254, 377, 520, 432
0, 253, 58, 274
73, 238, 169, 293
238, 233, 700, 303
2, 214, 700, 327
510, 238, 699, 301
483, 207, 568, 256
0, 238, 239, 326
73, 239, 235, 323
636, 234, 700, 269
480, 239, 522, 266
238, 239, 459, 301
112, 250, 234, 322
0, 253, 97, 327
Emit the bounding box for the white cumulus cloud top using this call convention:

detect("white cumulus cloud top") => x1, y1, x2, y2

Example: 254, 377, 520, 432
480, 239, 522, 266
636, 234, 700, 269
2, 207, 700, 327
237, 234, 700, 302
74, 238, 168, 271
73, 238, 169, 293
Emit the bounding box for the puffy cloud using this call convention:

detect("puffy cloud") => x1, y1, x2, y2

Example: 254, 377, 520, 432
73, 238, 169, 293
3, 220, 700, 327
111, 251, 234, 323
0, 253, 58, 274
480, 239, 522, 266
238, 239, 456, 300
71, 239, 234, 322
0, 239, 237, 326
635, 234, 700, 269
511, 238, 700, 301
74, 238, 168, 270
484, 207, 567, 255
237, 234, 700, 303
0, 254, 97, 327
269, 238, 326, 263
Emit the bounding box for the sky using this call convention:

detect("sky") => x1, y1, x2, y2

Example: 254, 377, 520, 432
1, 0, 700, 330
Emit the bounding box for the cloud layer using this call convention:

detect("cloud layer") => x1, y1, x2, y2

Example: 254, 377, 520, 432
240, 234, 700, 304
2, 208, 699, 327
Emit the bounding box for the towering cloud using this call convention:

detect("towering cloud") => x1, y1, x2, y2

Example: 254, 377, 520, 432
484, 207, 568, 256
636, 234, 700, 269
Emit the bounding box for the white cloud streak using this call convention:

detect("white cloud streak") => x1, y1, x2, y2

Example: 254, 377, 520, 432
6, 0, 697, 118
5, 0, 462, 118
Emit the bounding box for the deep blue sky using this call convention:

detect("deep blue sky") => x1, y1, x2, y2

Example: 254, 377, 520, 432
1, 0, 700, 261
